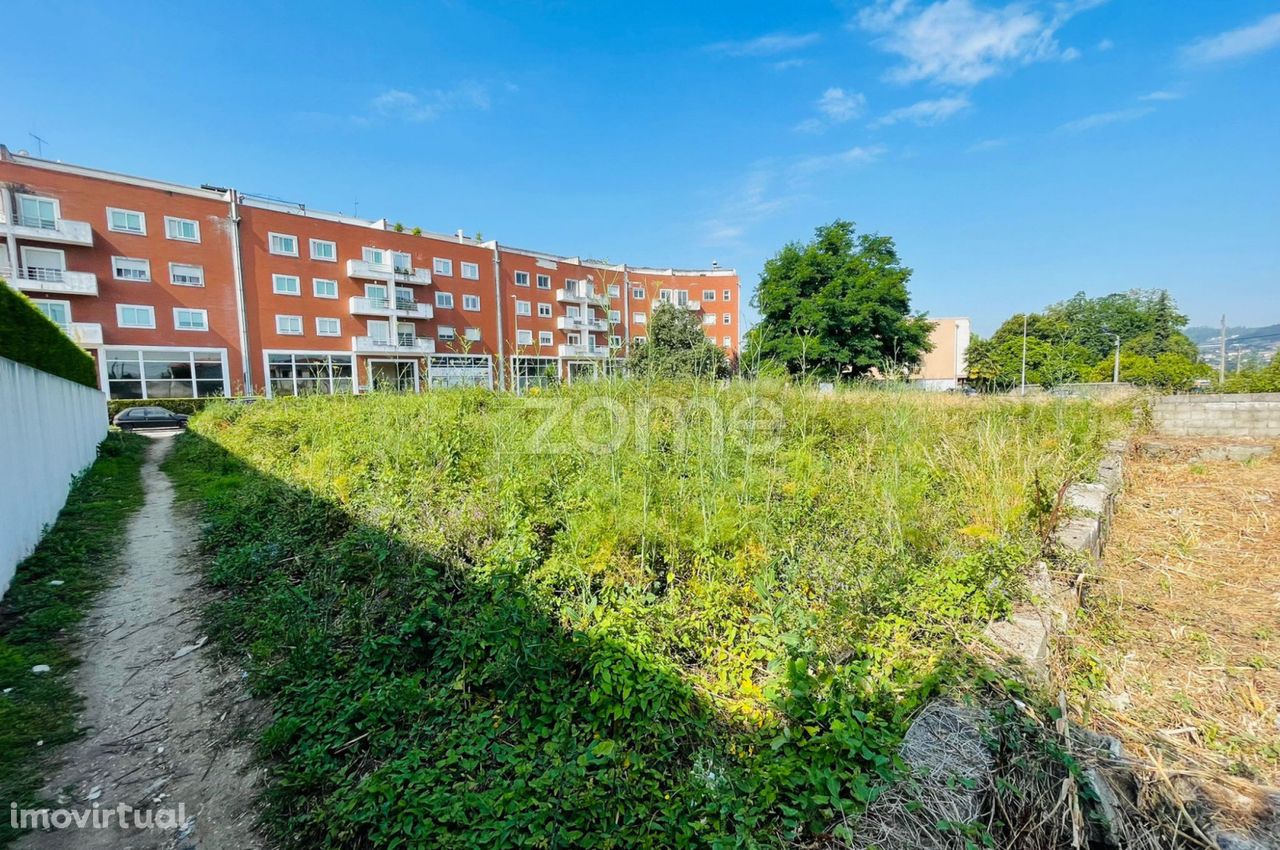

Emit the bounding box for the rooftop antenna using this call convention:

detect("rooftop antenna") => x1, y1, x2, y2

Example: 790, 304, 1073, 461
29, 133, 47, 158
353, 198, 359, 217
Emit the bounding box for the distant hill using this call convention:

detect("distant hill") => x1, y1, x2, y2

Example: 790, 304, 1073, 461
1186, 324, 1280, 368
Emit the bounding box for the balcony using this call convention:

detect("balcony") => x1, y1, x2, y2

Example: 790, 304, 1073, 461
558, 343, 610, 358
556, 315, 608, 333
0, 211, 94, 247
348, 296, 433, 320
0, 264, 99, 296
651, 298, 701, 312
346, 258, 431, 285
353, 335, 436, 355
66, 322, 103, 346
555, 287, 609, 307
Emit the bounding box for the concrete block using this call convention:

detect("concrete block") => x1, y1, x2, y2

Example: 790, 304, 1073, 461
1066, 482, 1109, 518
1055, 517, 1101, 561
985, 606, 1051, 679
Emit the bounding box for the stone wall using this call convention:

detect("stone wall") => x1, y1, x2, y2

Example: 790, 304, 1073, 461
1152, 392, 1280, 438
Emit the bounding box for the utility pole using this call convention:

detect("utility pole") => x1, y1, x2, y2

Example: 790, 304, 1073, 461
1219, 314, 1227, 385
1020, 313, 1028, 396
1112, 334, 1121, 383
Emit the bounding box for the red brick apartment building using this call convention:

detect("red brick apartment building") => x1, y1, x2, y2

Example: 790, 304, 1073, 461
0, 146, 740, 397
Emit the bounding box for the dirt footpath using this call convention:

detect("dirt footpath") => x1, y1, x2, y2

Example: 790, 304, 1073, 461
18, 434, 264, 850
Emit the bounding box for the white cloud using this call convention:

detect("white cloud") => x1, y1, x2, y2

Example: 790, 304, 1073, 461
1182, 12, 1280, 64
1138, 90, 1182, 102
369, 82, 491, 123
873, 95, 972, 126
817, 87, 867, 122
855, 0, 1104, 86
793, 117, 827, 134
1056, 105, 1153, 133
706, 32, 821, 57
771, 58, 808, 71
1097, 38, 1114, 51
790, 145, 888, 178
966, 137, 1009, 152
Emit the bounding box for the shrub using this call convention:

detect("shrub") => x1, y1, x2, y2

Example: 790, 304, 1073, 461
106, 397, 238, 421
0, 284, 96, 388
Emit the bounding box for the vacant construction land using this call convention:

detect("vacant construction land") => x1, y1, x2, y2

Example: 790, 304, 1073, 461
1080, 437, 1279, 787
168, 382, 1129, 848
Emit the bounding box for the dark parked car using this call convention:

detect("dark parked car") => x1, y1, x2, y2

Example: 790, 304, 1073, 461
113, 406, 190, 430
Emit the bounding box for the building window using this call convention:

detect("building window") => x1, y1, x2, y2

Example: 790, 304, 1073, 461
464, 327, 481, 341
435, 291, 454, 309
315, 317, 341, 336
633, 336, 646, 345
17, 194, 59, 229
723, 337, 733, 347
310, 239, 337, 262
723, 289, 732, 301
269, 232, 299, 256
460, 261, 480, 280
609, 335, 622, 348
658, 289, 673, 303
267, 353, 353, 397
606, 284, 618, 297
634, 312, 646, 325
608, 309, 621, 323
173, 308, 208, 331
514, 271, 530, 287
433, 258, 453, 276
437, 326, 456, 341
362, 247, 387, 264
276, 315, 303, 335
391, 251, 412, 272
169, 263, 204, 287
313, 278, 338, 299
515, 300, 531, 316
632, 286, 645, 299
537, 303, 552, 318
104, 347, 226, 399
462, 294, 481, 311
722, 313, 731, 325
536, 274, 551, 289
33, 300, 71, 327
164, 216, 200, 242
516, 329, 533, 346
112, 257, 151, 282
703, 313, 716, 325
702, 289, 716, 302
117, 304, 156, 329
107, 207, 146, 235
538, 331, 553, 346
273, 274, 301, 295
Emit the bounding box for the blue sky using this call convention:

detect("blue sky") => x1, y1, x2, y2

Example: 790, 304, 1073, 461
5, 1, 1278, 334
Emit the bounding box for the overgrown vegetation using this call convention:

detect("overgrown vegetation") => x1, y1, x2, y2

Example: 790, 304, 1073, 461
630, 302, 729, 379
106, 396, 230, 420
0, 283, 97, 388
0, 432, 147, 847
167, 382, 1127, 847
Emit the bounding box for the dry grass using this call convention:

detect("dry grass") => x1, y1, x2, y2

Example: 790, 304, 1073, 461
1073, 436, 1280, 797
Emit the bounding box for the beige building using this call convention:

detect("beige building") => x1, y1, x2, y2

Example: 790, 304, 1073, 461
912, 317, 971, 390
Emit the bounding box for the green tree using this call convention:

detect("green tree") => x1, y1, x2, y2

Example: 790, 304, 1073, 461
630, 302, 727, 379
749, 220, 935, 379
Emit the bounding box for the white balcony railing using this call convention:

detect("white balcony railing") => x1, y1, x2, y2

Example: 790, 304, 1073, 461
0, 265, 99, 296
353, 335, 436, 354
348, 296, 433, 319
0, 212, 94, 247
555, 287, 610, 307
556, 315, 608, 333
66, 322, 103, 346
558, 343, 609, 358
651, 299, 701, 312
346, 258, 431, 285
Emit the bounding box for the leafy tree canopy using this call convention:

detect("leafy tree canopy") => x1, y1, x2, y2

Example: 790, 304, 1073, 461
630, 302, 728, 379
747, 220, 934, 379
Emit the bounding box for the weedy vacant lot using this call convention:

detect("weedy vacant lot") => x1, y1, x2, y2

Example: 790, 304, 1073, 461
168, 381, 1127, 848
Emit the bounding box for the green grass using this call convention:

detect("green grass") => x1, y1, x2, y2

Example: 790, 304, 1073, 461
0, 431, 148, 847
166, 380, 1129, 848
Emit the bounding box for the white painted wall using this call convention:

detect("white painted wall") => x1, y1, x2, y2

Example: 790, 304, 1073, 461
0, 356, 107, 599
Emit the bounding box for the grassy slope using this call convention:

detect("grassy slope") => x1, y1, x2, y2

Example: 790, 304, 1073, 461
0, 432, 148, 847
167, 381, 1127, 849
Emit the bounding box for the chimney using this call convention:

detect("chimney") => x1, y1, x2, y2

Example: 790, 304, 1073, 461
456, 229, 464, 242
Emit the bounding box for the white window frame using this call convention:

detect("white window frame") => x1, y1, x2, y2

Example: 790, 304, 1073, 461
460, 261, 480, 280
33, 298, 72, 327
433, 257, 453, 276
106, 207, 146, 235
362, 246, 387, 264
723, 337, 733, 347
315, 317, 342, 336
313, 278, 339, 299
703, 313, 717, 325
112, 256, 151, 282
310, 238, 337, 262
272, 274, 301, 296
536, 274, 551, 289
464, 327, 481, 341
116, 304, 156, 329
515, 300, 531, 316
275, 314, 304, 335
608, 310, 621, 323
702, 289, 716, 302
20, 245, 66, 275
723, 289, 732, 301
269, 232, 299, 257
104, 346, 230, 400
435, 291, 454, 309
173, 307, 209, 332
516, 329, 533, 346
608, 284, 620, 297
169, 262, 205, 287
437, 325, 456, 341
632, 286, 645, 299
163, 216, 200, 243
634, 336, 646, 345
537, 303, 552, 318
514, 271, 530, 287
634, 312, 647, 325
16, 194, 60, 228
609, 334, 622, 348
538, 331, 553, 346
722, 313, 731, 325
462, 294, 480, 312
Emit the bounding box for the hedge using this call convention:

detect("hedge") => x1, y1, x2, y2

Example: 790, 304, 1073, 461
0, 283, 97, 388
